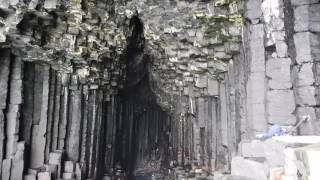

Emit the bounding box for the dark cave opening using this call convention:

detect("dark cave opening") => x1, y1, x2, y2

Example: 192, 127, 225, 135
110, 15, 172, 179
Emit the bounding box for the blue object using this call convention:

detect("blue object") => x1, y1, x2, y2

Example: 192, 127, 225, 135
262, 124, 286, 139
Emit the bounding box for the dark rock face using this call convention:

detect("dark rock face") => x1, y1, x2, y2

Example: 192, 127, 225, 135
0, 0, 320, 179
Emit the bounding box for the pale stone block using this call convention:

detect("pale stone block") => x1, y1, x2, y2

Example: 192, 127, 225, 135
294, 32, 318, 64
309, 5, 320, 32
296, 86, 316, 106
24, 174, 36, 180
246, 0, 263, 20
295, 143, 320, 178
267, 90, 296, 125
266, 58, 292, 89
231, 156, 268, 180
49, 152, 62, 165
38, 172, 51, 180
44, 0, 57, 9
292, 63, 314, 87
247, 73, 265, 104
294, 5, 309, 32
62, 172, 73, 179
64, 161, 74, 173
195, 75, 207, 88
208, 78, 219, 96
2, 159, 11, 180
275, 41, 288, 58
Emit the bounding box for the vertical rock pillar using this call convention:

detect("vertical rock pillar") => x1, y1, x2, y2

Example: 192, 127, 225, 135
30, 64, 50, 168
0, 49, 11, 175
66, 89, 82, 162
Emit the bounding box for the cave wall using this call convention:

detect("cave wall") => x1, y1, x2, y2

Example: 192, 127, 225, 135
0, 0, 320, 179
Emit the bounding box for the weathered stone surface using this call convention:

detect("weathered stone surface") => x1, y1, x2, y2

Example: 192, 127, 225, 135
266, 58, 292, 89
37, 172, 51, 180
44, 0, 57, 9
296, 86, 317, 106
246, 0, 263, 20
0, 111, 4, 172
275, 41, 288, 58
291, 0, 319, 6
2, 159, 12, 180
64, 161, 74, 173
247, 73, 265, 104
195, 75, 207, 88
66, 90, 81, 161
208, 78, 219, 96
309, 5, 320, 32
30, 65, 50, 168
294, 5, 309, 32
0, 49, 11, 109
292, 63, 314, 87
294, 32, 318, 64
295, 143, 320, 178
231, 156, 268, 180
249, 24, 265, 73
296, 107, 320, 135
24, 174, 36, 180
6, 104, 19, 158
10, 142, 25, 180
240, 139, 286, 167
267, 90, 296, 125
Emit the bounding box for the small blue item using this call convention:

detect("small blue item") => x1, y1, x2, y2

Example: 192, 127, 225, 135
261, 124, 286, 139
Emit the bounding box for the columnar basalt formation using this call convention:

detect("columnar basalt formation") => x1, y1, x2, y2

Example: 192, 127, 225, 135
0, 0, 320, 180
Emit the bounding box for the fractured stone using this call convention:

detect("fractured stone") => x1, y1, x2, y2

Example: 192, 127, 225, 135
296, 107, 320, 135
292, 63, 315, 87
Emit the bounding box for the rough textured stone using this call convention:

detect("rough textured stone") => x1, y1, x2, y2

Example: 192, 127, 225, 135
30, 65, 50, 168
266, 58, 292, 89
296, 86, 317, 106
267, 90, 296, 125
2, 159, 12, 180
294, 5, 309, 32
309, 5, 320, 32
246, 0, 263, 20
208, 78, 219, 96
231, 156, 268, 180
294, 32, 318, 64
292, 63, 315, 87
37, 172, 51, 180
291, 0, 319, 6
